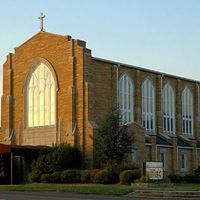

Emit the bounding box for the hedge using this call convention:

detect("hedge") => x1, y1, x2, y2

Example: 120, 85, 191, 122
119, 169, 141, 185
61, 170, 81, 183
94, 169, 118, 184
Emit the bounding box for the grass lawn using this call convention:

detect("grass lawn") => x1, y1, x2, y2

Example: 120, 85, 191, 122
175, 183, 200, 191
0, 183, 133, 195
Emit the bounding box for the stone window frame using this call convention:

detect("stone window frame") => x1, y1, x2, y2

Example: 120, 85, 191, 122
141, 78, 155, 132
180, 152, 187, 171
23, 57, 59, 129
159, 151, 167, 172
181, 87, 193, 136
119, 73, 134, 124
163, 83, 176, 135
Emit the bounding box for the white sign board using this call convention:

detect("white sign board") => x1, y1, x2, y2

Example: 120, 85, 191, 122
146, 162, 163, 180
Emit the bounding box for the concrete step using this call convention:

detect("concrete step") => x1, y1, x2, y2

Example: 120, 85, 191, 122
128, 190, 200, 199
131, 195, 200, 200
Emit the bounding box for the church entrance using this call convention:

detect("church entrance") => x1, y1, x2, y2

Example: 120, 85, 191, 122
0, 144, 42, 184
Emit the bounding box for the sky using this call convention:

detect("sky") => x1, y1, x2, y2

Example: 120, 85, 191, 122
1, 0, 200, 98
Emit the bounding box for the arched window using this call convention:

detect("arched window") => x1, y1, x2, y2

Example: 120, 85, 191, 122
141, 78, 155, 131
119, 74, 133, 123
182, 87, 193, 135
163, 83, 175, 134
27, 62, 56, 127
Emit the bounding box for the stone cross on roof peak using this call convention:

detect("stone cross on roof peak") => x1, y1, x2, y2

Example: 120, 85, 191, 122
38, 12, 45, 32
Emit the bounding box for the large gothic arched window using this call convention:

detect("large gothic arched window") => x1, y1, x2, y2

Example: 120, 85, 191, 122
182, 87, 193, 135
27, 62, 56, 127
119, 74, 134, 124
141, 78, 155, 131
163, 83, 175, 134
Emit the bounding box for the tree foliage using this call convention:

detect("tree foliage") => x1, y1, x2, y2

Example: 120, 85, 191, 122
31, 144, 82, 175
94, 108, 133, 166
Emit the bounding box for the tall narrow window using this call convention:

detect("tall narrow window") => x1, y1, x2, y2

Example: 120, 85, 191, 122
182, 87, 193, 135
160, 152, 167, 171
141, 79, 155, 131
180, 153, 187, 171
163, 83, 175, 134
119, 74, 133, 124
27, 62, 56, 127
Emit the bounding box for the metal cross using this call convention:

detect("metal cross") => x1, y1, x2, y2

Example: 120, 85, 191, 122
38, 12, 45, 31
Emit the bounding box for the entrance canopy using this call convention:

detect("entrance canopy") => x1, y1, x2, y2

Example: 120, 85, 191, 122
0, 143, 45, 155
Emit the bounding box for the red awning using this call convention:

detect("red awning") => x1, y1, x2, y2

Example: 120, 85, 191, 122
0, 143, 45, 154
0, 143, 11, 154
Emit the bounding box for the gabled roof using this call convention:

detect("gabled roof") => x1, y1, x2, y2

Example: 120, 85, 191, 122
156, 135, 172, 146
177, 138, 192, 147
15, 31, 71, 51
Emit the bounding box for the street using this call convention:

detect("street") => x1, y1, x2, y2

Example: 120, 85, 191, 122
0, 191, 133, 200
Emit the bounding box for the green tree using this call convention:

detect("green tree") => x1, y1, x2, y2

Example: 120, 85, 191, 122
32, 144, 82, 175
94, 108, 133, 166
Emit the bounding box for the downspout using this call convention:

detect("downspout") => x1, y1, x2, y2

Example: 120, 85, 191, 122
113, 64, 120, 108
160, 74, 164, 117
198, 84, 200, 125
117, 64, 119, 107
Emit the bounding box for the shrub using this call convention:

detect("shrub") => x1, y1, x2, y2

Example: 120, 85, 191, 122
88, 169, 101, 183
31, 144, 82, 175
138, 176, 149, 183
28, 171, 40, 183
51, 171, 62, 183
148, 175, 171, 184
120, 169, 141, 185
167, 174, 183, 183
41, 174, 53, 183
81, 170, 91, 183
184, 173, 200, 183
194, 166, 200, 174
136, 175, 171, 184
61, 170, 81, 183
94, 169, 118, 184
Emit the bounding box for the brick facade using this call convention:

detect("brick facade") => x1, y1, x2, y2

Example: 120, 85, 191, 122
1, 31, 200, 172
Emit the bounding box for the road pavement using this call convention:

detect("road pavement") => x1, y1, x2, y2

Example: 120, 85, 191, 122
0, 191, 133, 200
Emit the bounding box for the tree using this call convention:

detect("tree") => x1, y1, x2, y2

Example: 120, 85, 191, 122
31, 144, 82, 175
94, 108, 133, 166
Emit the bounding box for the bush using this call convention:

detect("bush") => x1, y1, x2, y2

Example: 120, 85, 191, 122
51, 171, 62, 183
184, 173, 200, 183
120, 169, 141, 185
61, 170, 81, 183
94, 169, 118, 184
41, 174, 53, 183
88, 169, 101, 183
138, 176, 149, 183
194, 166, 200, 174
136, 175, 171, 184
28, 171, 40, 183
167, 174, 183, 183
31, 144, 82, 175
81, 170, 91, 183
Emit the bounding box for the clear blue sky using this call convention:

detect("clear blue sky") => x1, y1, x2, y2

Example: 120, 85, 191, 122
1, 0, 200, 93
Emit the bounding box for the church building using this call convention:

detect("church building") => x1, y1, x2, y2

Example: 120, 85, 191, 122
1, 28, 200, 178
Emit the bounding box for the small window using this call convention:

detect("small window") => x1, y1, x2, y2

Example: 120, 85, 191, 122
180, 153, 187, 171
160, 152, 167, 171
